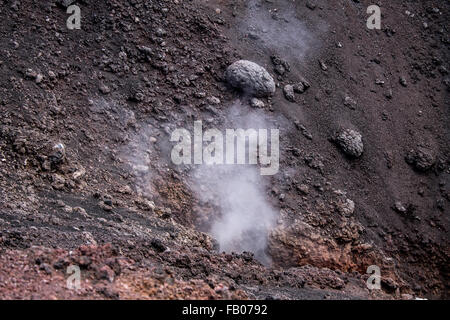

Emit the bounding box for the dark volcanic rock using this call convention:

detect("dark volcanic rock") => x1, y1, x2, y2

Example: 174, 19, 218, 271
405, 147, 436, 171
150, 238, 167, 253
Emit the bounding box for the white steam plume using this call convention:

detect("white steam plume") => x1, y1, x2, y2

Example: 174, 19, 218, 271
192, 165, 277, 265
190, 101, 285, 265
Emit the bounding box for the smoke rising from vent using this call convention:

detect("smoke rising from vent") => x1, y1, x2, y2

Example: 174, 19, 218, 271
192, 165, 277, 265
120, 98, 285, 264
189, 101, 285, 264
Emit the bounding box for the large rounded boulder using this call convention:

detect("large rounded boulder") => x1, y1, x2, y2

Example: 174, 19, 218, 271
335, 129, 364, 158
225, 60, 276, 97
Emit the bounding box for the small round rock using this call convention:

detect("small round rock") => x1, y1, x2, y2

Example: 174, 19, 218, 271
250, 97, 265, 108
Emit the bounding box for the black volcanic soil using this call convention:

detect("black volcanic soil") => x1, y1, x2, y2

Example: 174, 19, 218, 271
0, 0, 448, 299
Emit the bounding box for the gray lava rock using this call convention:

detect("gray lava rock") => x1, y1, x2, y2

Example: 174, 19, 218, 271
394, 201, 407, 213
250, 97, 265, 108
49, 143, 66, 166
294, 76, 311, 93
293, 81, 309, 94
399, 76, 408, 87
225, 60, 275, 97
274, 64, 287, 76
343, 95, 357, 110
271, 55, 291, 76
405, 147, 435, 171
283, 78, 310, 102
335, 129, 364, 158
99, 83, 111, 94
283, 84, 295, 102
